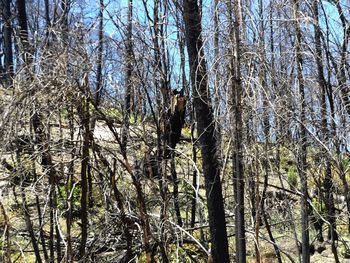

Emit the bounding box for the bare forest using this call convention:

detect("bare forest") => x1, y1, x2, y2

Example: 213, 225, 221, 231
0, 0, 350, 262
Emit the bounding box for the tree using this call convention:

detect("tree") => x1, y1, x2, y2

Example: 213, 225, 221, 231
229, 0, 246, 261
16, 0, 29, 62
312, 1, 339, 261
121, 0, 133, 153
183, 0, 230, 262
1, 0, 13, 83
292, 0, 309, 261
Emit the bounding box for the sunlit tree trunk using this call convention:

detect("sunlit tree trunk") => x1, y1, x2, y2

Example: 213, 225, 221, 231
121, 0, 133, 153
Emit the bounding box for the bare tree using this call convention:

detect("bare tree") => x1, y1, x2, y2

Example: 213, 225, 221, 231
1, 0, 13, 83
292, 0, 310, 261
183, 0, 230, 262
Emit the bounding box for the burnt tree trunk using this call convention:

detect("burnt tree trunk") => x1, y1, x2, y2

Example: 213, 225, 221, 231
2, 0, 13, 83
313, 1, 339, 261
333, 0, 350, 116
183, 0, 230, 262
121, 0, 133, 153
190, 123, 197, 228
78, 98, 90, 259
16, 0, 30, 64
292, 0, 310, 261
227, 0, 246, 261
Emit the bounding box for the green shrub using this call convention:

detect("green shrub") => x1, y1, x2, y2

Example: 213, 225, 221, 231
311, 197, 326, 215
102, 107, 122, 119
287, 166, 298, 189
57, 184, 82, 219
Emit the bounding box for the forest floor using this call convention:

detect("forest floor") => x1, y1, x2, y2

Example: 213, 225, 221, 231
1, 117, 350, 262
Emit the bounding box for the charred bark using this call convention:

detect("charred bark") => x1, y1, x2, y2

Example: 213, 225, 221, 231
183, 0, 230, 262
1, 0, 13, 83
292, 0, 310, 261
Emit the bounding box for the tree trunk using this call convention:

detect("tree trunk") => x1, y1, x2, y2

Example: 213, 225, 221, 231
121, 0, 133, 153
171, 153, 182, 226
228, 0, 246, 261
61, 0, 68, 45
292, 0, 310, 261
183, 0, 230, 262
21, 190, 42, 263
213, 0, 222, 158
313, 0, 338, 247
16, 0, 30, 63
333, 0, 350, 116
95, 0, 104, 106
190, 123, 197, 228
2, 0, 13, 83
0, 201, 10, 262
78, 99, 90, 259
66, 105, 74, 263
